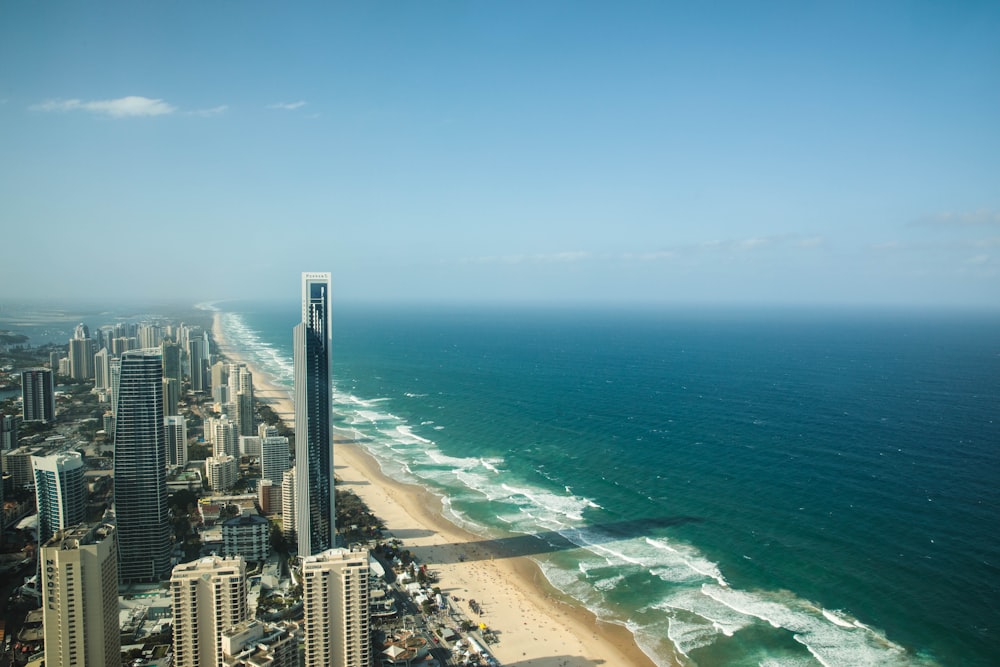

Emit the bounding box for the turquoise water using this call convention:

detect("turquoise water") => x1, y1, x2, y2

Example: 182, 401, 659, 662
222, 303, 1000, 665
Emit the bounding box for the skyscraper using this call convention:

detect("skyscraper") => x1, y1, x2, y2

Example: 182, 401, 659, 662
32, 451, 85, 544
261, 434, 290, 485
21, 368, 55, 422
294, 272, 334, 556
40, 523, 121, 667
170, 555, 248, 667
281, 467, 296, 544
165, 415, 188, 467
68, 336, 96, 381
93, 347, 111, 391
187, 336, 207, 393
113, 349, 171, 583
301, 548, 371, 667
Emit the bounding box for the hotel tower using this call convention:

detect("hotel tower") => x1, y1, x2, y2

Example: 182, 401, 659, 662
294, 272, 335, 556
301, 548, 371, 667
40, 523, 121, 667
170, 556, 248, 667
113, 349, 172, 583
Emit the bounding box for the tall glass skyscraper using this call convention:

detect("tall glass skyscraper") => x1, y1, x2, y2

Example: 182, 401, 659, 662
294, 272, 335, 556
113, 349, 172, 583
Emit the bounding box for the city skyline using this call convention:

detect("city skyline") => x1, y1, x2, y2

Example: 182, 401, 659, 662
1, 3, 998, 309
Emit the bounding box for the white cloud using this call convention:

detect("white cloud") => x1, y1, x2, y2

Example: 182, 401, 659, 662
267, 101, 307, 110
912, 209, 1000, 228
187, 105, 228, 117
31, 96, 177, 117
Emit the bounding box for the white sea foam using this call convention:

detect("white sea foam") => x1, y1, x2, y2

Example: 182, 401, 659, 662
222, 309, 936, 667
701, 585, 916, 667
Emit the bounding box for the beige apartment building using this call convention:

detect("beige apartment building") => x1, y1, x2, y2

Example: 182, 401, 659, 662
39, 523, 121, 667
171, 555, 248, 667
301, 548, 371, 667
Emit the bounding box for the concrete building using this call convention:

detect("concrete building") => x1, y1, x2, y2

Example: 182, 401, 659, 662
239, 436, 262, 458
222, 513, 271, 563
257, 478, 276, 514
93, 347, 111, 391
21, 368, 55, 423
294, 272, 335, 556
281, 468, 296, 544
31, 451, 85, 544
171, 556, 248, 667
221, 619, 299, 667
261, 435, 290, 485
165, 415, 188, 467
40, 523, 121, 667
207, 454, 239, 492
1, 413, 18, 450
2, 445, 43, 490
114, 349, 171, 583
210, 416, 239, 459
68, 336, 95, 381
301, 548, 371, 667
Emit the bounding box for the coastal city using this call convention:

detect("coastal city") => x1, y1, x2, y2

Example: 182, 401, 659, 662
0, 274, 521, 667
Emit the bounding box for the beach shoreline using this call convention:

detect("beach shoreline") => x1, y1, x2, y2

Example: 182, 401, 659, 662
211, 310, 666, 666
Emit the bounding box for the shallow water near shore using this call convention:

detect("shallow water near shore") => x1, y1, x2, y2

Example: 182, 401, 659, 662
221, 302, 999, 666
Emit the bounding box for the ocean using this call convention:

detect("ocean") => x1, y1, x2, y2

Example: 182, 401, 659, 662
6, 302, 998, 665
216, 301, 1000, 666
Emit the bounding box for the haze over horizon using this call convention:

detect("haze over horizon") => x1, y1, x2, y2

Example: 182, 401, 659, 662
1, 2, 998, 308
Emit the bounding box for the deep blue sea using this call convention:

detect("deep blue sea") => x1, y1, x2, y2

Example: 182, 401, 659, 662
6, 302, 998, 665
216, 301, 1000, 667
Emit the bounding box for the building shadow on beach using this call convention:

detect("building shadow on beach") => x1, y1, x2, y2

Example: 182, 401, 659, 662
410, 516, 702, 565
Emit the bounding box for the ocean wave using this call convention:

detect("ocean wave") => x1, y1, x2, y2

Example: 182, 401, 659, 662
220, 307, 940, 667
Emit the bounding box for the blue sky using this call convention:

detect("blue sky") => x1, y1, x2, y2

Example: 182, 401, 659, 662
2, 2, 998, 307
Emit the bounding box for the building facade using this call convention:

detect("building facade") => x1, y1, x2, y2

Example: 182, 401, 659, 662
221, 619, 299, 667
40, 523, 121, 667
222, 513, 271, 563
113, 349, 172, 583
165, 415, 188, 467
301, 548, 371, 667
21, 368, 55, 422
281, 468, 296, 543
294, 272, 334, 556
261, 435, 290, 485
206, 454, 238, 492
171, 556, 248, 667
31, 451, 85, 544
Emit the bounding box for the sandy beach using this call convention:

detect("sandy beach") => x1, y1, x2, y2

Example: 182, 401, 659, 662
212, 311, 665, 667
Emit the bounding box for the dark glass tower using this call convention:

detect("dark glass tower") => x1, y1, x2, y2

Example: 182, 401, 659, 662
294, 272, 334, 556
113, 349, 171, 583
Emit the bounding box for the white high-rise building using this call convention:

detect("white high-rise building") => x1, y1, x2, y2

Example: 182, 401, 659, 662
295, 272, 335, 556
40, 523, 121, 667
94, 347, 111, 391
261, 435, 290, 485
210, 415, 239, 459
32, 451, 86, 544
165, 415, 188, 467
301, 548, 371, 667
206, 454, 238, 492
171, 555, 248, 667
281, 467, 296, 543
